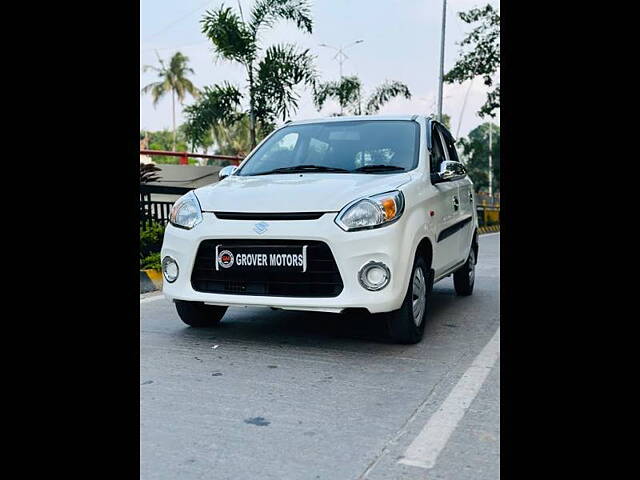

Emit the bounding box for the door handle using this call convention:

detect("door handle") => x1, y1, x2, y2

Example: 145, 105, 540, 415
468, 191, 473, 202
452, 196, 459, 211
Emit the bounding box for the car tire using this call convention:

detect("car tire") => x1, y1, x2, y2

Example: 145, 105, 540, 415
175, 300, 227, 327
453, 246, 476, 296
385, 256, 431, 344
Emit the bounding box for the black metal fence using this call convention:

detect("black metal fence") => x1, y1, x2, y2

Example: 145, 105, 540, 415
140, 184, 192, 228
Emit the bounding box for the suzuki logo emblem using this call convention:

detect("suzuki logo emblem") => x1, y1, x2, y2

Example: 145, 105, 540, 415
253, 221, 269, 234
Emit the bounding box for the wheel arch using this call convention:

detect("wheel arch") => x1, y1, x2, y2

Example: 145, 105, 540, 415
414, 236, 434, 276
472, 228, 479, 258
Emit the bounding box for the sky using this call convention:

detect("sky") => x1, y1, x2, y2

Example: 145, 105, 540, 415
140, 0, 500, 142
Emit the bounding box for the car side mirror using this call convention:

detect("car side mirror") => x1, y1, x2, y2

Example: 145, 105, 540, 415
431, 160, 466, 184
218, 165, 238, 181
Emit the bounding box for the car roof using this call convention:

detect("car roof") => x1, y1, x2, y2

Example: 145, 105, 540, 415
286, 114, 423, 126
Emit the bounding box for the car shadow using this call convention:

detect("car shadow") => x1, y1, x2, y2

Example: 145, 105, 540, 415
175, 282, 463, 348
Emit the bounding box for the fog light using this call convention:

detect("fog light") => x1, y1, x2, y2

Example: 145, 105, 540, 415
358, 261, 390, 291
162, 256, 179, 283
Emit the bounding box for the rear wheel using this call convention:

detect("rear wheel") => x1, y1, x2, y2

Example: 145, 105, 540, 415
175, 300, 227, 327
453, 247, 476, 296
385, 256, 431, 344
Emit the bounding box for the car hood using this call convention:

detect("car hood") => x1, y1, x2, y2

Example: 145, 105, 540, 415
194, 172, 413, 213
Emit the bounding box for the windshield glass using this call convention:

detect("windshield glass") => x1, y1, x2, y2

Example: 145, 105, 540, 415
237, 120, 420, 176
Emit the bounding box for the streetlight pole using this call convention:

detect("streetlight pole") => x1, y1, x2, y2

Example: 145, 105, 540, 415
319, 40, 364, 79
319, 40, 365, 115
437, 0, 447, 122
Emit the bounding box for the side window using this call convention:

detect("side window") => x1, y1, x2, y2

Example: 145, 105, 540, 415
430, 124, 446, 173
439, 126, 460, 163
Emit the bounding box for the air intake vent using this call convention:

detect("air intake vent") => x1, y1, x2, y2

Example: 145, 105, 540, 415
212, 212, 326, 221
191, 239, 343, 297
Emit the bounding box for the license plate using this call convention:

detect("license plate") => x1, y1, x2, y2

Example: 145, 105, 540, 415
215, 245, 307, 272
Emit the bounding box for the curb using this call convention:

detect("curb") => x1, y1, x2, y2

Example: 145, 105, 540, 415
140, 269, 163, 293
478, 225, 500, 235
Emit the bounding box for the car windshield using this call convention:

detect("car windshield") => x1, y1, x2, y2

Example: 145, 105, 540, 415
237, 120, 420, 176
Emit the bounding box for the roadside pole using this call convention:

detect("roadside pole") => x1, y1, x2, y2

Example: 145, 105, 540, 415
437, 0, 447, 122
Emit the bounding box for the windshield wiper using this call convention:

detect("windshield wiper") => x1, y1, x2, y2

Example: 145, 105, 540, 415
252, 165, 350, 175
352, 165, 406, 173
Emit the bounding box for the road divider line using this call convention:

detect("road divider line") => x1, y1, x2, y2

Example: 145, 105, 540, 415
398, 326, 500, 470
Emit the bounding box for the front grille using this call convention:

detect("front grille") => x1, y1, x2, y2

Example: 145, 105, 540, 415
191, 240, 344, 297
212, 212, 326, 220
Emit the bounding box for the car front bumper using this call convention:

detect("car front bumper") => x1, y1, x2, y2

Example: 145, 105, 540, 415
160, 213, 414, 314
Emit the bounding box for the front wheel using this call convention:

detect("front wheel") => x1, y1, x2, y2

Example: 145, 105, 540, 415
175, 300, 227, 327
453, 247, 476, 296
384, 256, 431, 344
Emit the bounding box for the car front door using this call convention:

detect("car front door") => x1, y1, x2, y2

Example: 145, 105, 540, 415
430, 122, 462, 275
440, 126, 475, 261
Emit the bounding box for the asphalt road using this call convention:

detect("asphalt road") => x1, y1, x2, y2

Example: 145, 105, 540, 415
140, 233, 500, 480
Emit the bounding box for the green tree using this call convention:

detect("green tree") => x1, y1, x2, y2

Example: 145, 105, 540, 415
184, 82, 243, 151
184, 0, 316, 150
444, 5, 500, 118
210, 113, 252, 157
140, 129, 189, 164
313, 76, 411, 116
189, 113, 252, 160
141, 52, 200, 151
457, 122, 500, 192
188, 121, 248, 158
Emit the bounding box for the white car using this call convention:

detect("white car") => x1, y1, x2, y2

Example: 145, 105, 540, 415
160, 115, 477, 344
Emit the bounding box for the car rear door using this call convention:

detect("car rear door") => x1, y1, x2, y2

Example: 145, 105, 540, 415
430, 122, 462, 275
440, 126, 475, 261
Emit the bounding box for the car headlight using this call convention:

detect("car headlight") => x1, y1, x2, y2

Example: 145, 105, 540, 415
335, 190, 405, 232
169, 191, 203, 230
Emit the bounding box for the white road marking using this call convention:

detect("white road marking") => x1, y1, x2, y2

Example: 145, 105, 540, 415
480, 232, 500, 238
140, 294, 165, 304
398, 326, 500, 470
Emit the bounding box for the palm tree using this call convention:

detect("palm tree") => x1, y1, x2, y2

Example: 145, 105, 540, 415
141, 52, 200, 151
313, 76, 362, 115
140, 163, 161, 183
184, 0, 316, 150
210, 114, 252, 157
313, 76, 411, 116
